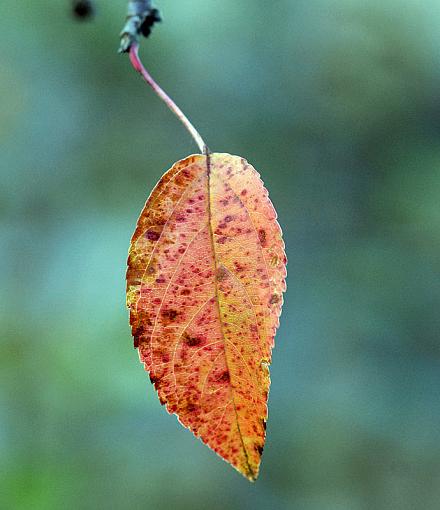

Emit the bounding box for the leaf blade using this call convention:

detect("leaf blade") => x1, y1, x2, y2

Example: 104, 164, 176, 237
127, 153, 286, 480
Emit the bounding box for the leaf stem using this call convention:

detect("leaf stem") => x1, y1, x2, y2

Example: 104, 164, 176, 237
129, 43, 208, 154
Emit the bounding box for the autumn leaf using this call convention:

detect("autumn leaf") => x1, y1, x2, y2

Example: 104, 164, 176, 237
126, 153, 286, 481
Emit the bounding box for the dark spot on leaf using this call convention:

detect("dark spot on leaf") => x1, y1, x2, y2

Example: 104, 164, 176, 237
133, 322, 146, 339
183, 333, 202, 347
146, 230, 160, 241
217, 266, 228, 281
255, 444, 264, 455
269, 294, 280, 305
234, 261, 244, 272
186, 402, 198, 413
258, 229, 267, 246
217, 370, 230, 383
224, 215, 233, 223
149, 374, 158, 385
181, 289, 191, 296
132, 312, 152, 343
162, 309, 178, 321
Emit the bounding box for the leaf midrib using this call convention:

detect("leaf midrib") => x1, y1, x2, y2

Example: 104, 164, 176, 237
205, 153, 255, 480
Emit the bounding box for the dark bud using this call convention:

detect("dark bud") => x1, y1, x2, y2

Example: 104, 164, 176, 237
72, 0, 95, 20
140, 8, 161, 38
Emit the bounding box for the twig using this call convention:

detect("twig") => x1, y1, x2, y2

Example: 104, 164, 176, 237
119, 0, 160, 53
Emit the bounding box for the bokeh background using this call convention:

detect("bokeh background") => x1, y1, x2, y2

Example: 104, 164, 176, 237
2, 0, 440, 508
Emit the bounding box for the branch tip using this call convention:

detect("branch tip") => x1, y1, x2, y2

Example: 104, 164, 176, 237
119, 1, 161, 53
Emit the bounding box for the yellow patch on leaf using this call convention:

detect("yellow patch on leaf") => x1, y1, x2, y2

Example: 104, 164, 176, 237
126, 153, 286, 480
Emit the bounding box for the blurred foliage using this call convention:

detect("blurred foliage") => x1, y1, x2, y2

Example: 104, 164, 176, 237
1, 0, 440, 509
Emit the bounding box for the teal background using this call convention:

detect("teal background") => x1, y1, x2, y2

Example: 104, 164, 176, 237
1, 1, 440, 508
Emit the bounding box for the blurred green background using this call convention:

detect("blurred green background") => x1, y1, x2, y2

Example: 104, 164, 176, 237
2, 0, 440, 508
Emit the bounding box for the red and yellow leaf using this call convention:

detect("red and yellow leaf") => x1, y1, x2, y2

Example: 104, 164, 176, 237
126, 153, 286, 480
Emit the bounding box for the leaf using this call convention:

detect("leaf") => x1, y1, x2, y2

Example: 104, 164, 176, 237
126, 153, 286, 480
